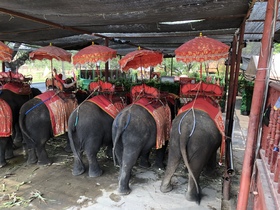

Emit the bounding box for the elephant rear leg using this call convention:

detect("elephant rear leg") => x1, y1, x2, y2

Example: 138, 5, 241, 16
139, 150, 151, 168
72, 150, 86, 176
85, 141, 103, 177
36, 141, 52, 165
0, 138, 8, 167
160, 143, 181, 193
118, 149, 141, 195
5, 138, 14, 160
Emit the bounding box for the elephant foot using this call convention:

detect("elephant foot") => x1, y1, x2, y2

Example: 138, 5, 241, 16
27, 149, 38, 164
160, 183, 173, 193
153, 161, 165, 170
72, 166, 85, 176
5, 151, 14, 160
37, 159, 52, 166
117, 187, 131, 195
139, 159, 151, 168
64, 144, 72, 153
89, 169, 103, 178
185, 191, 201, 204
0, 161, 7, 168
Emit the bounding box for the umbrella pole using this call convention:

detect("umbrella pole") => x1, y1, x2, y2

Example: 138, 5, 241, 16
200, 63, 202, 79
51, 60, 54, 88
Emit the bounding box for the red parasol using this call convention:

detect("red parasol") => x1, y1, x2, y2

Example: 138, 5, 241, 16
175, 33, 229, 64
29, 43, 71, 62
29, 43, 71, 84
119, 48, 163, 72
72, 42, 117, 65
0, 41, 13, 62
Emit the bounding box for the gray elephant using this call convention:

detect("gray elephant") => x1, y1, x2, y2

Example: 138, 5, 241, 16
160, 97, 224, 204
112, 85, 179, 195
68, 93, 128, 178
0, 83, 41, 167
19, 90, 89, 165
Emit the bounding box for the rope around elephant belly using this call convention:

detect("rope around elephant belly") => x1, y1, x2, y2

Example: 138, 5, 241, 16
73, 86, 99, 127
24, 91, 60, 115
178, 107, 196, 136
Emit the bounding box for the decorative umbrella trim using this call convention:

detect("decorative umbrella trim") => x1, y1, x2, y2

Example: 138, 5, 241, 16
0, 41, 13, 62
72, 44, 117, 65
29, 45, 71, 62
119, 50, 163, 71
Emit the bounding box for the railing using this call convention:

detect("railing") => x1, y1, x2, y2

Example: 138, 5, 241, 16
254, 81, 280, 209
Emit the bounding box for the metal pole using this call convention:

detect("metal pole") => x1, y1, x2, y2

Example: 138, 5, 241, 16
236, 0, 279, 209
105, 38, 109, 82
223, 34, 237, 200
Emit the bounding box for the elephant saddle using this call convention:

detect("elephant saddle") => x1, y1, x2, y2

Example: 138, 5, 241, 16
178, 96, 225, 163
88, 94, 125, 119
35, 91, 78, 137
0, 98, 12, 137
134, 97, 171, 149
3, 82, 31, 95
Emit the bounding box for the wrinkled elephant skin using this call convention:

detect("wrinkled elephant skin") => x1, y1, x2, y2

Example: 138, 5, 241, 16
0, 88, 41, 167
112, 105, 167, 195
160, 109, 222, 203
19, 91, 88, 166
68, 101, 114, 177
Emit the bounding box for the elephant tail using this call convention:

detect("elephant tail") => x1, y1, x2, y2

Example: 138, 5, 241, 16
19, 108, 37, 145
70, 108, 80, 133
179, 133, 201, 204
112, 112, 131, 166
68, 124, 83, 166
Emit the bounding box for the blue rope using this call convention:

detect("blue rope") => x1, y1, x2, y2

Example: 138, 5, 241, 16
74, 108, 79, 127
25, 97, 52, 115
123, 113, 131, 130
178, 108, 196, 136
114, 112, 131, 130
115, 112, 122, 128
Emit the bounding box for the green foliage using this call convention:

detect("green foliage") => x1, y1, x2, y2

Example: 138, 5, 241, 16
110, 77, 180, 95
273, 43, 280, 54
239, 74, 254, 115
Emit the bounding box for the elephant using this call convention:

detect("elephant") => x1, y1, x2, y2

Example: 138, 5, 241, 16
112, 85, 179, 195
0, 84, 41, 167
160, 97, 224, 204
68, 92, 128, 178
19, 89, 89, 165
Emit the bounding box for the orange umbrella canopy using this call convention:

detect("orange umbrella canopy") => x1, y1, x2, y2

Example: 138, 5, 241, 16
72, 43, 117, 65
175, 33, 230, 64
0, 41, 13, 62
29, 43, 71, 62
119, 49, 163, 72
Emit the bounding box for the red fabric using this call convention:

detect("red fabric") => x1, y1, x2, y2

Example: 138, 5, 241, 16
0, 41, 13, 62
55, 74, 64, 84
73, 44, 116, 65
29, 44, 71, 62
180, 82, 223, 98
131, 84, 160, 101
36, 91, 78, 136
3, 83, 31, 95
0, 98, 12, 137
134, 97, 171, 149
119, 49, 163, 71
88, 95, 124, 119
89, 80, 115, 93
178, 97, 225, 163
175, 35, 229, 63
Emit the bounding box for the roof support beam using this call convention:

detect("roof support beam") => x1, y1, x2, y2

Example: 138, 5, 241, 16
0, 8, 151, 51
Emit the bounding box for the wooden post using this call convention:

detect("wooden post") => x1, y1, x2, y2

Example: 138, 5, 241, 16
237, 0, 279, 208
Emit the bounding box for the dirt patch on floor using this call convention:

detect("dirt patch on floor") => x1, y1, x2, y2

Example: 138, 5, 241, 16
0, 134, 242, 210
